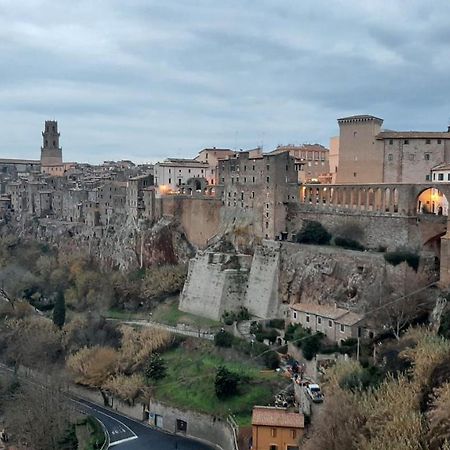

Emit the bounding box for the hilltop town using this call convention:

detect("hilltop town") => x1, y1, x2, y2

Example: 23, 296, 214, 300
2, 116, 450, 450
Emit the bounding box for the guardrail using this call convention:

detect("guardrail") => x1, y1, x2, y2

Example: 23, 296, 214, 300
226, 414, 239, 450
93, 416, 110, 450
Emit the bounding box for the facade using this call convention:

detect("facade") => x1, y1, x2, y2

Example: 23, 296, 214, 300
329, 136, 339, 184
335, 115, 450, 184
251, 406, 304, 450
126, 173, 154, 219
335, 115, 384, 183
154, 159, 210, 194
290, 303, 365, 344
269, 144, 330, 183
217, 151, 298, 239
195, 148, 235, 185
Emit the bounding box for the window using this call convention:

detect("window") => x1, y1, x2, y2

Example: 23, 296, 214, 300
340, 324, 345, 333
271, 428, 277, 437
353, 172, 357, 177
293, 311, 297, 319
389, 139, 394, 145
291, 429, 297, 439
252, 165, 255, 171
438, 173, 444, 181
270, 445, 278, 450
244, 165, 247, 171
306, 314, 310, 323
266, 164, 270, 171
252, 176, 255, 182
266, 212, 269, 218
265, 221, 269, 229
404, 139, 409, 144
448, 174, 450, 181
251, 191, 255, 198
266, 176, 270, 183
425, 153, 430, 160
328, 320, 333, 328
317, 317, 322, 325
168, 178, 171, 184
433, 173, 436, 180
409, 154, 415, 161
438, 139, 442, 144
426, 139, 431, 144
388, 154, 393, 161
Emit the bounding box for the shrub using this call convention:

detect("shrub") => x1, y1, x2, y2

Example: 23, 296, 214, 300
384, 250, 420, 271
296, 221, 331, 245
215, 366, 239, 399
302, 333, 324, 360
255, 328, 279, 344
268, 319, 285, 329
263, 350, 280, 369
214, 330, 234, 348
339, 366, 383, 392
334, 237, 365, 251
250, 321, 262, 335
144, 353, 167, 381
221, 311, 235, 325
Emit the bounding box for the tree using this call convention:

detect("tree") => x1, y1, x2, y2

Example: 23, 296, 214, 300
53, 291, 66, 329
144, 353, 167, 381
215, 366, 239, 399
103, 373, 145, 405
214, 330, 234, 348
5, 378, 75, 450
296, 221, 331, 245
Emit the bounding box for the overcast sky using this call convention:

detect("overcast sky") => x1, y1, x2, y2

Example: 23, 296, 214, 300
1, 0, 450, 164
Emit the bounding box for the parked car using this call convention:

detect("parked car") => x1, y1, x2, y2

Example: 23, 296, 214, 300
305, 383, 324, 403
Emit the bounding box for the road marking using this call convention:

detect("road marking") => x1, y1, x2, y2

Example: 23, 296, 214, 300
71, 399, 138, 443
109, 436, 139, 447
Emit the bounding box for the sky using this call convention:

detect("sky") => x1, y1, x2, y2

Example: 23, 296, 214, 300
1, 0, 450, 164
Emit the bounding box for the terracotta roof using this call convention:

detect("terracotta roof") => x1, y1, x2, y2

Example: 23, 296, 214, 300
252, 407, 304, 428
291, 303, 350, 320
338, 311, 364, 326
291, 303, 364, 325
338, 115, 383, 123
377, 131, 450, 139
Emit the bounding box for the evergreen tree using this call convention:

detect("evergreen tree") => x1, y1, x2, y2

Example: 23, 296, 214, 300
53, 291, 66, 329
144, 353, 167, 381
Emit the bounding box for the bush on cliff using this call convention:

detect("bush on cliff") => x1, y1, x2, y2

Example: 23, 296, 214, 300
296, 221, 331, 245
214, 330, 234, 348
334, 236, 365, 251
384, 250, 420, 272
215, 366, 239, 399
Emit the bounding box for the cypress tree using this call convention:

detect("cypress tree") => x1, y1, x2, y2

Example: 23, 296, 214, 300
53, 291, 66, 329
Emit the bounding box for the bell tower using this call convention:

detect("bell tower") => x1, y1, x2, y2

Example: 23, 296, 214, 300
40, 120, 63, 166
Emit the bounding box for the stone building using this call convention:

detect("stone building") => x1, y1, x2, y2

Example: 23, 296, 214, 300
289, 303, 365, 344
154, 158, 210, 194
194, 147, 235, 185
126, 173, 154, 219
269, 144, 330, 183
217, 151, 298, 239
335, 115, 450, 184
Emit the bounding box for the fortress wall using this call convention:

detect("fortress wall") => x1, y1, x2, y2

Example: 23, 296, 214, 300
286, 203, 422, 250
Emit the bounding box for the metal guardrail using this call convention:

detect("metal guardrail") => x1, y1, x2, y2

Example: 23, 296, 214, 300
226, 414, 239, 450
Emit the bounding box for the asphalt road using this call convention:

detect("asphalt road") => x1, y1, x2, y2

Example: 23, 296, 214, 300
75, 398, 215, 450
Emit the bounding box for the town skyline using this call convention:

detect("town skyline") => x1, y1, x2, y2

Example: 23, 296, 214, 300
1, 0, 450, 164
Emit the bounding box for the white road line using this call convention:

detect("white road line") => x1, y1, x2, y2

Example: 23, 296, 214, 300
108, 436, 139, 447
71, 399, 138, 442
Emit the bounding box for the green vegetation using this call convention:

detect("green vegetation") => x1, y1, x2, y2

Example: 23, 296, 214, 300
296, 221, 331, 245
221, 307, 250, 325
284, 323, 324, 360
151, 298, 221, 328
58, 424, 78, 450
384, 249, 420, 271
152, 341, 283, 424
215, 365, 240, 399
78, 416, 107, 450
334, 236, 365, 251
214, 330, 234, 347
144, 353, 167, 381
52, 291, 66, 329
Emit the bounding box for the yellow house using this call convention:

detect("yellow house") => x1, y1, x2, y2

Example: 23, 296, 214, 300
252, 406, 304, 450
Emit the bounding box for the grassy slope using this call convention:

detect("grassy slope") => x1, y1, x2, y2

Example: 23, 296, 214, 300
154, 341, 284, 426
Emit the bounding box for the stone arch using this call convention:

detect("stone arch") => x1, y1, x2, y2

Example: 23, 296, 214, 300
416, 187, 448, 216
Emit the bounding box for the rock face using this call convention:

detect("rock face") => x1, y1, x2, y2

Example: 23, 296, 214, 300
2, 215, 194, 271
179, 241, 438, 320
